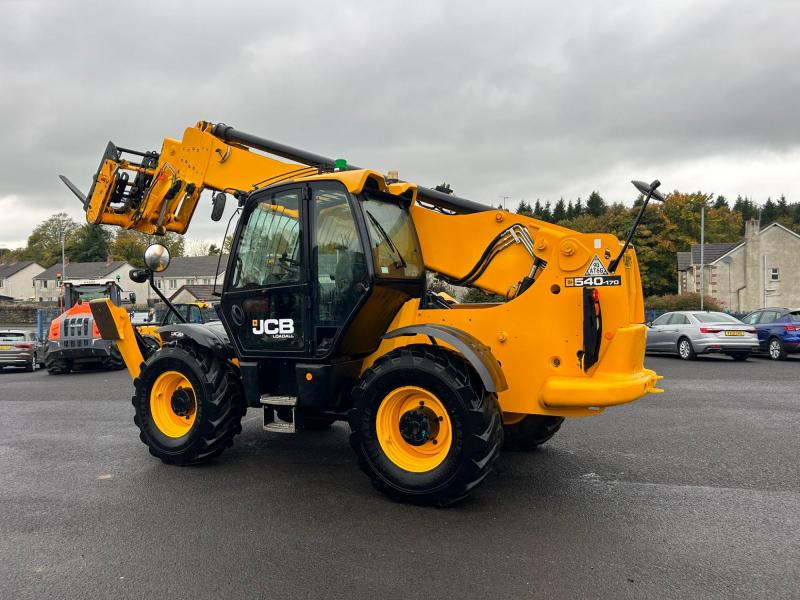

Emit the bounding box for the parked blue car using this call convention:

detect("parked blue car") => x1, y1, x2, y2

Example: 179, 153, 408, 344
741, 308, 800, 360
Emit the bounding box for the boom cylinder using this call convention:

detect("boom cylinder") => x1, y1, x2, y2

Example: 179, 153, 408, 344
209, 123, 491, 214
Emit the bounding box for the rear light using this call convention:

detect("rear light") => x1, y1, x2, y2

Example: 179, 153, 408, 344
699, 327, 720, 334
744, 327, 756, 333
592, 288, 600, 316
784, 325, 800, 332
14, 343, 32, 349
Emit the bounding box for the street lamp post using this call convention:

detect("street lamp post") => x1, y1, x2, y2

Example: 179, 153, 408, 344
699, 205, 705, 310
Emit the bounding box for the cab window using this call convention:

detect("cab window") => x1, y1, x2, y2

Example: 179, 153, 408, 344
231, 190, 301, 290
361, 192, 423, 279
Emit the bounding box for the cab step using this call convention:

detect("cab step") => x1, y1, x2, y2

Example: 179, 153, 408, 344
260, 394, 299, 433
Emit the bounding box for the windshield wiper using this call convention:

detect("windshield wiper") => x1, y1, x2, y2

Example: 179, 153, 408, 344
366, 211, 407, 269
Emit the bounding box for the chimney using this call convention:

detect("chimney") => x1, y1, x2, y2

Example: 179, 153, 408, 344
744, 218, 759, 242
743, 218, 761, 310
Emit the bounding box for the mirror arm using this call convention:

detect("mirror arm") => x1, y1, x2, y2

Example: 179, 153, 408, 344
609, 180, 661, 273
148, 271, 186, 324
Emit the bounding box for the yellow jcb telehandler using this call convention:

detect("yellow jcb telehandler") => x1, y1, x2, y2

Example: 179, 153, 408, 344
62, 121, 663, 505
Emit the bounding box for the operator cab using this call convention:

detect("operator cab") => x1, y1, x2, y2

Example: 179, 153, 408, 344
219, 180, 425, 370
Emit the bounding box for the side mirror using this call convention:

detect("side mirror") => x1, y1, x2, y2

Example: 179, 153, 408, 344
211, 192, 227, 222
646, 321, 653, 327
129, 292, 137, 304
130, 268, 149, 284
144, 244, 171, 273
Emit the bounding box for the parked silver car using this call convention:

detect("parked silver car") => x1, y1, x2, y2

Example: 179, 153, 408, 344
646, 311, 758, 361
0, 330, 44, 371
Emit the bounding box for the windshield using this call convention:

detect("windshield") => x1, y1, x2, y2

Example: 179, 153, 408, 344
692, 312, 741, 324
361, 193, 423, 279
788, 311, 800, 323
0, 332, 25, 340
73, 285, 111, 301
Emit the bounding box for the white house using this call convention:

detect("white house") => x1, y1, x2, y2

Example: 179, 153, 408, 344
677, 220, 800, 312
0, 261, 45, 301
151, 255, 227, 301
33, 260, 150, 305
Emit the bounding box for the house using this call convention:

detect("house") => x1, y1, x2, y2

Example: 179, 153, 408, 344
0, 261, 45, 301
151, 255, 227, 301
33, 260, 150, 304
677, 220, 800, 312
169, 284, 219, 304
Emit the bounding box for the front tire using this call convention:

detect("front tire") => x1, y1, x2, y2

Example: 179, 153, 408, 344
45, 352, 72, 374
768, 337, 787, 361
502, 414, 564, 451
350, 345, 503, 506
678, 337, 696, 360
133, 344, 246, 465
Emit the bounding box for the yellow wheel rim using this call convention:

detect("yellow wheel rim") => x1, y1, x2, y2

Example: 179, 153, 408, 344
150, 370, 197, 438
376, 386, 452, 473
502, 412, 527, 426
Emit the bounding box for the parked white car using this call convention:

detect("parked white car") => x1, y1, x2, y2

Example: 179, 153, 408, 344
646, 311, 759, 361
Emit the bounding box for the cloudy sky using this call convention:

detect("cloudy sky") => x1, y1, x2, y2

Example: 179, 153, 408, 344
1, 0, 799, 249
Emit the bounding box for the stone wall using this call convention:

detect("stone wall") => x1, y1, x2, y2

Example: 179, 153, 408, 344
0, 303, 59, 326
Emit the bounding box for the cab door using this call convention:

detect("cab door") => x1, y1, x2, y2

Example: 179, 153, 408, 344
220, 185, 311, 359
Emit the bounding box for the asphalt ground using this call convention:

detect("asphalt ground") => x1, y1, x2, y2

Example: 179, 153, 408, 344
1, 354, 798, 600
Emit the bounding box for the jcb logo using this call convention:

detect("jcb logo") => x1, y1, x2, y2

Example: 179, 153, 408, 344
252, 318, 295, 338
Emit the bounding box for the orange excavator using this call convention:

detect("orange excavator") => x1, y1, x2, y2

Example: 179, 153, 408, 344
44, 281, 135, 374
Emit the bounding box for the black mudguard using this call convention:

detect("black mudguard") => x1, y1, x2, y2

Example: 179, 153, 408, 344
159, 321, 235, 362
383, 324, 508, 393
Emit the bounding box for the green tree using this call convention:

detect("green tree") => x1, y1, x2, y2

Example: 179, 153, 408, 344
69, 224, 112, 262
109, 230, 184, 267
540, 201, 553, 222
515, 200, 533, 216
552, 198, 567, 222
24, 213, 80, 267
586, 191, 606, 217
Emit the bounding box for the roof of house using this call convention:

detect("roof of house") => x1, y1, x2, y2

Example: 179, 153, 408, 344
689, 242, 741, 266
155, 255, 228, 278
677, 252, 691, 271
34, 261, 128, 280
169, 284, 219, 302
676, 222, 800, 271
0, 261, 40, 278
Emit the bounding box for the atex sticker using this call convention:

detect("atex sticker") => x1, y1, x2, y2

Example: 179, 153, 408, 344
584, 255, 609, 276
252, 318, 295, 339
565, 255, 621, 287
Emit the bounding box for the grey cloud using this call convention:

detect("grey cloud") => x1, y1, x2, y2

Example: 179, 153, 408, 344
2, 0, 799, 247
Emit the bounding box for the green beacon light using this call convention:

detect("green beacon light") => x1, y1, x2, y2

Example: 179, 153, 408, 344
334, 158, 347, 171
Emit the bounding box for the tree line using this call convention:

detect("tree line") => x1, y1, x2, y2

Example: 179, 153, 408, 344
513, 190, 800, 298
0, 214, 188, 268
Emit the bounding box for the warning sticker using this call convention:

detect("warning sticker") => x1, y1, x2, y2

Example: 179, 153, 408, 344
584, 255, 609, 276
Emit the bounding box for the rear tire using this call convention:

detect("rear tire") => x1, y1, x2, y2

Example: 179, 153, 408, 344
502, 414, 564, 451
132, 343, 246, 465
349, 345, 503, 506
677, 337, 696, 360
729, 352, 750, 361
768, 337, 787, 361
101, 345, 126, 370
25, 360, 34, 372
